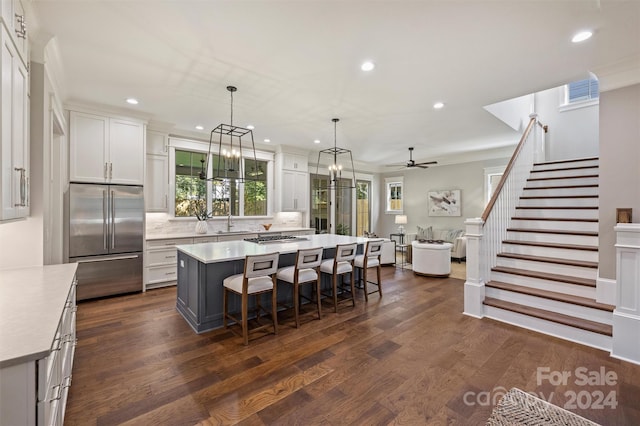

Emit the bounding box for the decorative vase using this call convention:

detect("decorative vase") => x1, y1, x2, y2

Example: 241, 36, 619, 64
195, 220, 208, 234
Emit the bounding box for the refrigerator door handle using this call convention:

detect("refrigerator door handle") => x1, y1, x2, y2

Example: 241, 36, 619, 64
111, 190, 116, 249
103, 190, 108, 250
76, 254, 140, 263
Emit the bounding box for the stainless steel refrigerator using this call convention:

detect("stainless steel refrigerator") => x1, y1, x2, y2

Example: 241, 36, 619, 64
68, 183, 144, 300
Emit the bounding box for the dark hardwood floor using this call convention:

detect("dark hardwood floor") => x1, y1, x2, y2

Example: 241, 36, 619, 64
65, 267, 640, 425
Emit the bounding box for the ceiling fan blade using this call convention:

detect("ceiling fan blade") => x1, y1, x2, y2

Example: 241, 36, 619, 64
415, 161, 438, 166
415, 164, 430, 169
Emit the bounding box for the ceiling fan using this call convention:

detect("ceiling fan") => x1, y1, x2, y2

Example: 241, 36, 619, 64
387, 147, 437, 169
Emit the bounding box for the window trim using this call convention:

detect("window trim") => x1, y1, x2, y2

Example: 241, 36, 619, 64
559, 77, 599, 112
168, 137, 274, 219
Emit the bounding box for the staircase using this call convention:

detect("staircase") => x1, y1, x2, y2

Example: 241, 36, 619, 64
482, 157, 614, 351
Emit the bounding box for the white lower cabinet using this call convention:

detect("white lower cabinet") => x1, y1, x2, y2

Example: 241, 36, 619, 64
145, 238, 193, 290
0, 278, 76, 426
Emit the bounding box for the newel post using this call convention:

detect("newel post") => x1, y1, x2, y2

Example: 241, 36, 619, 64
612, 224, 640, 365
463, 217, 485, 318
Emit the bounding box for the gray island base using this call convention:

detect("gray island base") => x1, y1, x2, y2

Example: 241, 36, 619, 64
176, 234, 370, 333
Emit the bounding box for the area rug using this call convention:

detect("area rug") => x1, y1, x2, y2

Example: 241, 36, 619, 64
486, 388, 600, 425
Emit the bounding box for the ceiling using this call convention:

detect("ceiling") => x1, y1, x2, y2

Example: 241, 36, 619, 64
29, 1, 640, 168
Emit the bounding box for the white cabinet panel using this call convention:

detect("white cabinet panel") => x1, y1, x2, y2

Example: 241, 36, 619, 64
281, 170, 308, 211
109, 118, 144, 185
147, 130, 168, 155
0, 25, 29, 221
69, 111, 144, 185
145, 154, 168, 212
69, 111, 108, 183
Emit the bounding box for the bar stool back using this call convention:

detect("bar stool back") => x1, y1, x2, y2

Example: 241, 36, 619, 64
320, 242, 358, 312
223, 252, 280, 345
276, 247, 324, 328
354, 239, 384, 301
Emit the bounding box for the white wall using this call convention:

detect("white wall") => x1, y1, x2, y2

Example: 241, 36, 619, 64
379, 157, 509, 237
534, 86, 599, 161
598, 83, 640, 279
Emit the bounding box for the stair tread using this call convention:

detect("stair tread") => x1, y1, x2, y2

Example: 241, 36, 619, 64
515, 206, 597, 210
523, 184, 598, 190
483, 297, 612, 336
486, 281, 613, 311
520, 195, 598, 199
531, 165, 598, 173
491, 266, 596, 287
502, 240, 598, 251
511, 217, 597, 222
507, 227, 598, 236
496, 252, 598, 268
533, 157, 599, 166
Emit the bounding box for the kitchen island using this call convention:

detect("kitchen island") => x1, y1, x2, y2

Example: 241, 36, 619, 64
175, 234, 369, 333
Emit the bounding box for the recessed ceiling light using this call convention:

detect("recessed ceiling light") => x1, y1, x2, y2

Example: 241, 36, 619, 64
264, 138, 271, 143
572, 31, 593, 43
247, 124, 255, 130
125, 98, 139, 105
195, 125, 204, 130
433, 102, 445, 109
361, 61, 375, 72
314, 139, 320, 144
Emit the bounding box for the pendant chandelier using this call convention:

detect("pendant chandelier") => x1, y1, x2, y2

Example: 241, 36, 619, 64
314, 118, 356, 190
199, 85, 260, 182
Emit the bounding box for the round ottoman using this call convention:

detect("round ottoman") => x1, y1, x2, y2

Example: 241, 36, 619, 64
411, 241, 452, 277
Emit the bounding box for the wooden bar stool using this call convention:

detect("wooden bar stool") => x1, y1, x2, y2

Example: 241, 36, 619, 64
354, 239, 383, 301
222, 252, 280, 345
320, 243, 357, 312
276, 247, 324, 328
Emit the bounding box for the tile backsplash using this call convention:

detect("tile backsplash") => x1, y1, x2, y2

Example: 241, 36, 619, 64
145, 211, 304, 236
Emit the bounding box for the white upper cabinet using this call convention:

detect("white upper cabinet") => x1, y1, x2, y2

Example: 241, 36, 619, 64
275, 150, 309, 212
69, 111, 145, 185
1, 0, 29, 66
145, 130, 168, 212
146, 130, 168, 155
0, 24, 29, 221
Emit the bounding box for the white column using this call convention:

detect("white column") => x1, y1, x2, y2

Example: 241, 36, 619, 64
464, 217, 485, 318
611, 224, 640, 365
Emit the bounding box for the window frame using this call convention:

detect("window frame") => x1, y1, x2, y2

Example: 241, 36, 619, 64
385, 176, 404, 214
168, 137, 274, 219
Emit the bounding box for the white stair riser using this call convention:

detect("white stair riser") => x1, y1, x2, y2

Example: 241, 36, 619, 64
505, 231, 598, 246
484, 306, 611, 351
490, 271, 596, 298
526, 177, 599, 188
510, 219, 598, 232
522, 187, 598, 197
495, 257, 596, 280
533, 159, 599, 171
518, 197, 598, 207
485, 287, 612, 324
514, 208, 598, 219
529, 168, 599, 179
501, 243, 599, 262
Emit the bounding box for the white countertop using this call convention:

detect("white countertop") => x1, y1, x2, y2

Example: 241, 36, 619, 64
146, 227, 315, 241
176, 234, 370, 263
0, 263, 78, 368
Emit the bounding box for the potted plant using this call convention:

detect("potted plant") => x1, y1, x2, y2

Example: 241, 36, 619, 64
191, 199, 211, 234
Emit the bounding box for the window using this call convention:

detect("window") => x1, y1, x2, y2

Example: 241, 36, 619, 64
562, 77, 599, 109
172, 143, 271, 218
175, 150, 207, 217
385, 177, 403, 213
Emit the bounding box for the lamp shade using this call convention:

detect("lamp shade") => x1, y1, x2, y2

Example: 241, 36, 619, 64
395, 215, 407, 225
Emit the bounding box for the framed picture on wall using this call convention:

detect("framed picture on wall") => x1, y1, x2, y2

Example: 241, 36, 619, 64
428, 189, 461, 216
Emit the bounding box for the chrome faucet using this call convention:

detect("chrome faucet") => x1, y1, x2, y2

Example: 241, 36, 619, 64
226, 213, 233, 232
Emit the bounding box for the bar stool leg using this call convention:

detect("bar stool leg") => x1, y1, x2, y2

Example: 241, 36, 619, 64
315, 276, 322, 320
272, 277, 278, 335
377, 264, 382, 297
363, 265, 369, 302
332, 273, 338, 313
293, 279, 300, 328
223, 288, 228, 329
349, 271, 356, 307
242, 292, 249, 346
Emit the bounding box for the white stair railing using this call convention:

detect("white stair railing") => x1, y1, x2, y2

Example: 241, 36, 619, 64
464, 114, 547, 318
